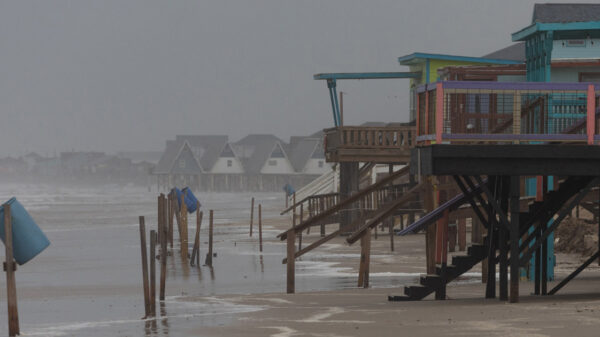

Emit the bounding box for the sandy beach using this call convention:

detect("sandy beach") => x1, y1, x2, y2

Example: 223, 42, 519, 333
0, 184, 599, 336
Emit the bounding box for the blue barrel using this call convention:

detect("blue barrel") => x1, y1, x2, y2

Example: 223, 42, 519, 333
173, 187, 200, 213
0, 198, 50, 265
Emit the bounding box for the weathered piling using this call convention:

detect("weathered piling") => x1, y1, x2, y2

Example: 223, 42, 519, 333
389, 216, 395, 252
180, 197, 188, 259
150, 230, 157, 317
159, 195, 168, 301
4, 204, 20, 337
298, 203, 303, 251
249, 197, 254, 237
205, 210, 214, 266
168, 192, 174, 248
358, 229, 372, 288
138, 216, 150, 318
286, 230, 296, 294
190, 206, 202, 266
259, 204, 263, 252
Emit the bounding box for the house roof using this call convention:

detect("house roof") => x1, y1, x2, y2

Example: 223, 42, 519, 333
398, 52, 521, 66
482, 43, 526, 62
174, 135, 228, 171
288, 137, 321, 172
513, 4, 600, 41
234, 134, 289, 174
532, 3, 600, 23
154, 140, 180, 174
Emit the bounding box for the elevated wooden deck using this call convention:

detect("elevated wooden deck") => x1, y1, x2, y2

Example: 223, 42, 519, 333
324, 125, 415, 163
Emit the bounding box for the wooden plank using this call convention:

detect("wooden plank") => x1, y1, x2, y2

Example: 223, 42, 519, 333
4, 205, 19, 336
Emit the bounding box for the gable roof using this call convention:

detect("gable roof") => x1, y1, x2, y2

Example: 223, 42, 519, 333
288, 137, 322, 172
174, 135, 228, 171
233, 134, 289, 174
532, 3, 600, 23
482, 43, 526, 62
155, 140, 179, 174
154, 135, 228, 174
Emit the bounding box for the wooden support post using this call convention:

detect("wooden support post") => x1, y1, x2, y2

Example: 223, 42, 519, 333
320, 197, 325, 237
180, 196, 188, 259
457, 218, 466, 251
389, 216, 395, 252
190, 207, 202, 267
259, 204, 263, 252
542, 222, 548, 295
138, 216, 150, 318
448, 223, 457, 253
485, 187, 496, 299
435, 209, 449, 300
510, 176, 520, 303
249, 197, 254, 237
168, 192, 174, 249
150, 230, 157, 317
535, 224, 542, 295
424, 178, 436, 274
358, 229, 372, 288
298, 204, 303, 251
286, 230, 296, 294
159, 195, 167, 301
499, 176, 509, 301
4, 204, 19, 336
205, 210, 214, 266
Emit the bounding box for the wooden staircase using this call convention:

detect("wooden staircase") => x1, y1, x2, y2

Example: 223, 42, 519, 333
390, 175, 596, 301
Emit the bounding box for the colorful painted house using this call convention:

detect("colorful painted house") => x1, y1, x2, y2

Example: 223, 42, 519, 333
398, 52, 521, 121
512, 3, 600, 82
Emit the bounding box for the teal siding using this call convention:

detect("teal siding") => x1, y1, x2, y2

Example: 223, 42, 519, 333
552, 39, 600, 60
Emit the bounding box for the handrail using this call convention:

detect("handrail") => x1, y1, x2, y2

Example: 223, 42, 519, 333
346, 182, 424, 244
397, 178, 488, 236
280, 192, 338, 215
277, 165, 411, 240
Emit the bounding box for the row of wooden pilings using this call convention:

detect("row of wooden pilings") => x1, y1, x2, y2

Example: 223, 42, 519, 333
138, 192, 266, 319
137, 191, 216, 318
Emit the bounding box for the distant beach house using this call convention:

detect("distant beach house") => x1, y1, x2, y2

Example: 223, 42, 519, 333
288, 132, 332, 175
155, 133, 329, 192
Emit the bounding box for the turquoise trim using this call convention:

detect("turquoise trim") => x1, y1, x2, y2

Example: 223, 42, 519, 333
313, 72, 421, 80
513, 21, 600, 41
425, 59, 430, 84
397, 52, 521, 65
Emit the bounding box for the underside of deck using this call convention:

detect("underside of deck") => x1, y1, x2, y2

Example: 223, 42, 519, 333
411, 145, 600, 176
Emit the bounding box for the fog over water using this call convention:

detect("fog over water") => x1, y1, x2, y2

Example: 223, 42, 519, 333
0, 0, 587, 156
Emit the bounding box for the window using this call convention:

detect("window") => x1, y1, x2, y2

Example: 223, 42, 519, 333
268, 160, 277, 166
227, 159, 233, 167
318, 160, 324, 168
179, 159, 185, 169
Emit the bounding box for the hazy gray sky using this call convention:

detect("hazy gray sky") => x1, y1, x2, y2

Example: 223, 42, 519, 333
0, 0, 591, 156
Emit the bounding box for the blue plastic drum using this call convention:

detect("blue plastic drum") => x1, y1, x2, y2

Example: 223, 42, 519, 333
0, 197, 50, 265
173, 187, 200, 213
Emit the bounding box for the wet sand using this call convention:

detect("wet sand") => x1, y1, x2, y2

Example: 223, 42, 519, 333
1, 184, 600, 336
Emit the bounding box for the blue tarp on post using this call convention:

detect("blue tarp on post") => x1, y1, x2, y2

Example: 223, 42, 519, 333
283, 184, 295, 196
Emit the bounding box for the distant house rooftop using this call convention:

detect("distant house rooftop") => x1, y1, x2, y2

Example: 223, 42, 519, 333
482, 42, 526, 63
